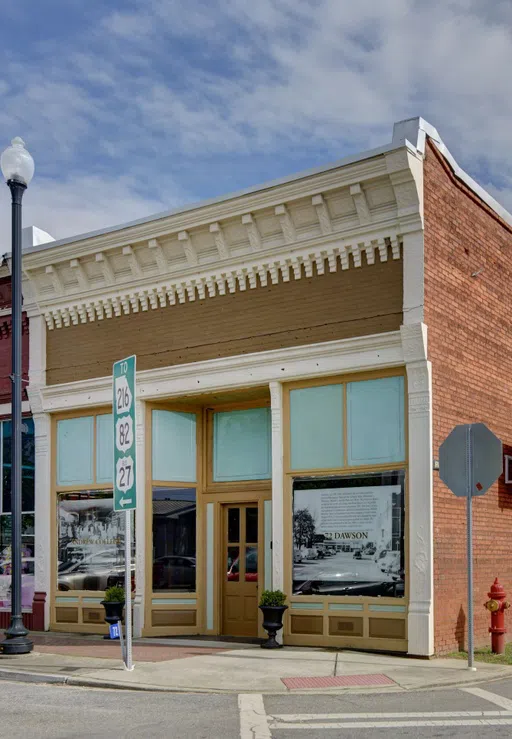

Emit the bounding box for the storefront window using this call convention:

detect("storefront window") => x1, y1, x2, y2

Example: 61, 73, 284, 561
57, 491, 134, 592
0, 418, 35, 609
0, 513, 34, 608
292, 471, 405, 598
152, 487, 196, 592
213, 408, 271, 481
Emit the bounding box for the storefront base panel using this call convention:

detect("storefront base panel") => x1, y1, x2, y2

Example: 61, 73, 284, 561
50, 596, 134, 635
0, 610, 36, 631
284, 633, 408, 653
284, 607, 408, 653
50, 621, 109, 635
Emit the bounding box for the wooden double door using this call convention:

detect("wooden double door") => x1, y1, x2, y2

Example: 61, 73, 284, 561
222, 503, 260, 637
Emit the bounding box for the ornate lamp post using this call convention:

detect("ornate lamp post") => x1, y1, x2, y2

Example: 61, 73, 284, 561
1, 137, 34, 654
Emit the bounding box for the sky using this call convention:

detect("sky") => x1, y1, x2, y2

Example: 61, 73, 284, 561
0, 0, 511, 242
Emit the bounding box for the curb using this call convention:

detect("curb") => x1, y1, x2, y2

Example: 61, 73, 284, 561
1, 665, 512, 695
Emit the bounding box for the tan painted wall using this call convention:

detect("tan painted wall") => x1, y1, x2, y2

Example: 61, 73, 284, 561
47, 258, 403, 385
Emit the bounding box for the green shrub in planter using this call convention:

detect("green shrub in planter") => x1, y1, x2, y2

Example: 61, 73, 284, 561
259, 589, 286, 608
103, 585, 125, 603
259, 590, 287, 649
101, 586, 126, 630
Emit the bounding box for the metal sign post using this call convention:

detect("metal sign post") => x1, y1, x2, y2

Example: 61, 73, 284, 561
465, 426, 474, 670
439, 423, 502, 672
113, 355, 137, 672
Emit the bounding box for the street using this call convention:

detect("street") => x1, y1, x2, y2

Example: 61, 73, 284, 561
2, 676, 512, 738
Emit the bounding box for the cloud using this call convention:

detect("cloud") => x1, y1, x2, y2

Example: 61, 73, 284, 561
0, 174, 187, 245
0, 0, 511, 242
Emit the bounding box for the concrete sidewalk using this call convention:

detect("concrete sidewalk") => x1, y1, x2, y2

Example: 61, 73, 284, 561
1, 634, 512, 694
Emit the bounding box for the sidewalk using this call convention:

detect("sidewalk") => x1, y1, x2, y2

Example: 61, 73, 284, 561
1, 633, 512, 694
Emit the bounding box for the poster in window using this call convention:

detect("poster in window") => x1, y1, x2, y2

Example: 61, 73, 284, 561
293, 473, 404, 598
57, 492, 133, 592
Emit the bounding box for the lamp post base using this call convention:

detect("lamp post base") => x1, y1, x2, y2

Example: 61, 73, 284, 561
2, 617, 33, 654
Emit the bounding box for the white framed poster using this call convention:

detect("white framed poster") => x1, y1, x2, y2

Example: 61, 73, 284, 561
293, 472, 404, 598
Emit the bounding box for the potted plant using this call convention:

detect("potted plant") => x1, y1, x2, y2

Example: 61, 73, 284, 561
101, 585, 125, 626
259, 590, 288, 649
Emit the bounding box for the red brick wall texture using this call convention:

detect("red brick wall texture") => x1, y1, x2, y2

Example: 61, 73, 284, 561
424, 141, 512, 654
0, 277, 29, 404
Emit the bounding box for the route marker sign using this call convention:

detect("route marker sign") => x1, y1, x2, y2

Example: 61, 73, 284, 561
439, 423, 502, 672
113, 356, 136, 512
112, 355, 136, 672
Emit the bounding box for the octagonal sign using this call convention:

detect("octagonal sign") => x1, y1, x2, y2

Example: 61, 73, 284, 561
439, 423, 502, 497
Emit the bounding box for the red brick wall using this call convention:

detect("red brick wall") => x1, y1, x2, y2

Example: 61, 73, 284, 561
424, 141, 512, 654
0, 277, 29, 404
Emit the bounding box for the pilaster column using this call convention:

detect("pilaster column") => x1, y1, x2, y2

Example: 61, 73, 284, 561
28, 312, 51, 627
402, 230, 425, 325
269, 382, 284, 598
133, 399, 146, 637
401, 323, 434, 656
31, 408, 51, 629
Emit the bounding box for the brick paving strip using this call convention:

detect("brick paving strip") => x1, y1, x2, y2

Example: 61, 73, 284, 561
281, 674, 397, 690
30, 634, 227, 663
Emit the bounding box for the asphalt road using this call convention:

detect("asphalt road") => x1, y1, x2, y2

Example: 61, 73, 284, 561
2, 676, 512, 738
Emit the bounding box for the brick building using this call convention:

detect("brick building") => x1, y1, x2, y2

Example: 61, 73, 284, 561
0, 226, 53, 631
20, 118, 512, 655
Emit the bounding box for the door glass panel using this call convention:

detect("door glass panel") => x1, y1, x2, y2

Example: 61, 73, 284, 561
246, 507, 258, 543
228, 508, 240, 543
227, 546, 240, 581
245, 546, 258, 582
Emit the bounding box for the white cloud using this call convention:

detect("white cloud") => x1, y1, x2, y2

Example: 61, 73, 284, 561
0, 174, 187, 245
1, 0, 512, 243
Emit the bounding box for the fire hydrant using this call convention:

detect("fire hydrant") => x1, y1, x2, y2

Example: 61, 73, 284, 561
484, 578, 510, 654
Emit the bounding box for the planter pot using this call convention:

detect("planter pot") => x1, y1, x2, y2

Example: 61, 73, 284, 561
101, 600, 125, 626
259, 605, 288, 649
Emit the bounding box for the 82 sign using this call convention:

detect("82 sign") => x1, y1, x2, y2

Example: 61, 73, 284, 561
116, 416, 134, 454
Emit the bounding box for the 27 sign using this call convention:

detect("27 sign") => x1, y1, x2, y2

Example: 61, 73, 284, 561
113, 356, 137, 512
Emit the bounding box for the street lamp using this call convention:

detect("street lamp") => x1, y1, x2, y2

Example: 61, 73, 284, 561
1, 138, 34, 655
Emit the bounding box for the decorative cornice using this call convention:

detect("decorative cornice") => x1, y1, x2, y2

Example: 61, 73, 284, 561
41, 231, 403, 329
21, 143, 424, 331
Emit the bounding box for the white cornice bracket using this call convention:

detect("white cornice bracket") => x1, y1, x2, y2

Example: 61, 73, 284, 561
349, 183, 371, 225
148, 238, 168, 272
45, 265, 64, 295
95, 252, 115, 285
311, 194, 332, 235
122, 245, 143, 278
178, 231, 198, 267
209, 222, 230, 260
275, 204, 296, 244
241, 213, 261, 252
69, 258, 90, 291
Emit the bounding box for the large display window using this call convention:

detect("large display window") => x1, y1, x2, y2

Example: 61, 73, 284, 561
292, 471, 405, 598
57, 491, 134, 592
152, 487, 196, 592
0, 418, 35, 609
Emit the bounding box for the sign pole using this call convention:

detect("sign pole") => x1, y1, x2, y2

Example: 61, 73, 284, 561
439, 422, 502, 670
466, 425, 475, 671
124, 509, 133, 671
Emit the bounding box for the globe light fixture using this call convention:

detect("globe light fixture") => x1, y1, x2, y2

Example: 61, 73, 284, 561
1, 137, 35, 186
0, 137, 34, 655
